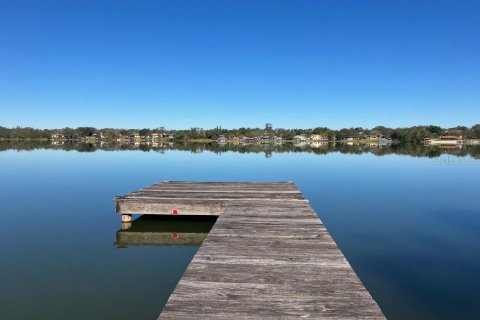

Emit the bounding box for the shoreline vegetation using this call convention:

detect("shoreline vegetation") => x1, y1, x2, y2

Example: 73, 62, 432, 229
1, 139, 480, 160
1, 124, 480, 144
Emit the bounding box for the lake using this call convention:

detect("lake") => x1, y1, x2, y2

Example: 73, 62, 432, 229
1, 141, 479, 319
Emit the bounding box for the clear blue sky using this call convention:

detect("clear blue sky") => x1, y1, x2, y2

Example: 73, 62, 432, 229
1, 0, 479, 129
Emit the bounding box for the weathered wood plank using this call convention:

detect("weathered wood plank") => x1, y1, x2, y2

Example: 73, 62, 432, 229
133, 181, 300, 194
116, 198, 228, 215
139, 187, 301, 194
160, 181, 295, 185
122, 191, 305, 200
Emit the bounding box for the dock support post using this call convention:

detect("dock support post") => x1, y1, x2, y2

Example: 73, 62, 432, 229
121, 214, 132, 223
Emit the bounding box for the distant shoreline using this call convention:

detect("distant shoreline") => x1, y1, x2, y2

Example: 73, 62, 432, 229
1, 124, 480, 144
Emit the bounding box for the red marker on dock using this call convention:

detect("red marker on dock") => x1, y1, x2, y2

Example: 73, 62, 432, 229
172, 209, 179, 215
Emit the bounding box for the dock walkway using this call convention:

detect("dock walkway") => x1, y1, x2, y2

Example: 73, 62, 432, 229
115, 181, 384, 319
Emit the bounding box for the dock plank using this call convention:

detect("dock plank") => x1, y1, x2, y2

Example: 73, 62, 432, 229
122, 191, 305, 200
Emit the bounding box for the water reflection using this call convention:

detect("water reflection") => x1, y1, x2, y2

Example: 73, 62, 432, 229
115, 215, 217, 248
1, 140, 479, 159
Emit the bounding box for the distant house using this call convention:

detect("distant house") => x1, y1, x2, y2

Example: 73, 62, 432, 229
260, 135, 271, 143
115, 134, 126, 143
293, 135, 308, 142
161, 133, 174, 139
130, 133, 141, 143
425, 135, 463, 146
51, 133, 64, 140
241, 137, 255, 143
150, 132, 174, 140
150, 133, 161, 140
218, 135, 226, 143
441, 135, 463, 142
310, 134, 328, 142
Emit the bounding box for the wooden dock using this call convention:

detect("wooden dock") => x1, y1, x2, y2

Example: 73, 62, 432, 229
115, 181, 384, 319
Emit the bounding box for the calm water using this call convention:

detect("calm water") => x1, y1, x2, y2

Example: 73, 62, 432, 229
1, 142, 479, 319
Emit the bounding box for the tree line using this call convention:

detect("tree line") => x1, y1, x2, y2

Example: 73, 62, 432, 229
1, 124, 480, 142
1, 139, 480, 160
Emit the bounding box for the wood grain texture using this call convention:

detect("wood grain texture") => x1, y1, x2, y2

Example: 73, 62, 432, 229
116, 198, 228, 215
115, 181, 384, 319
